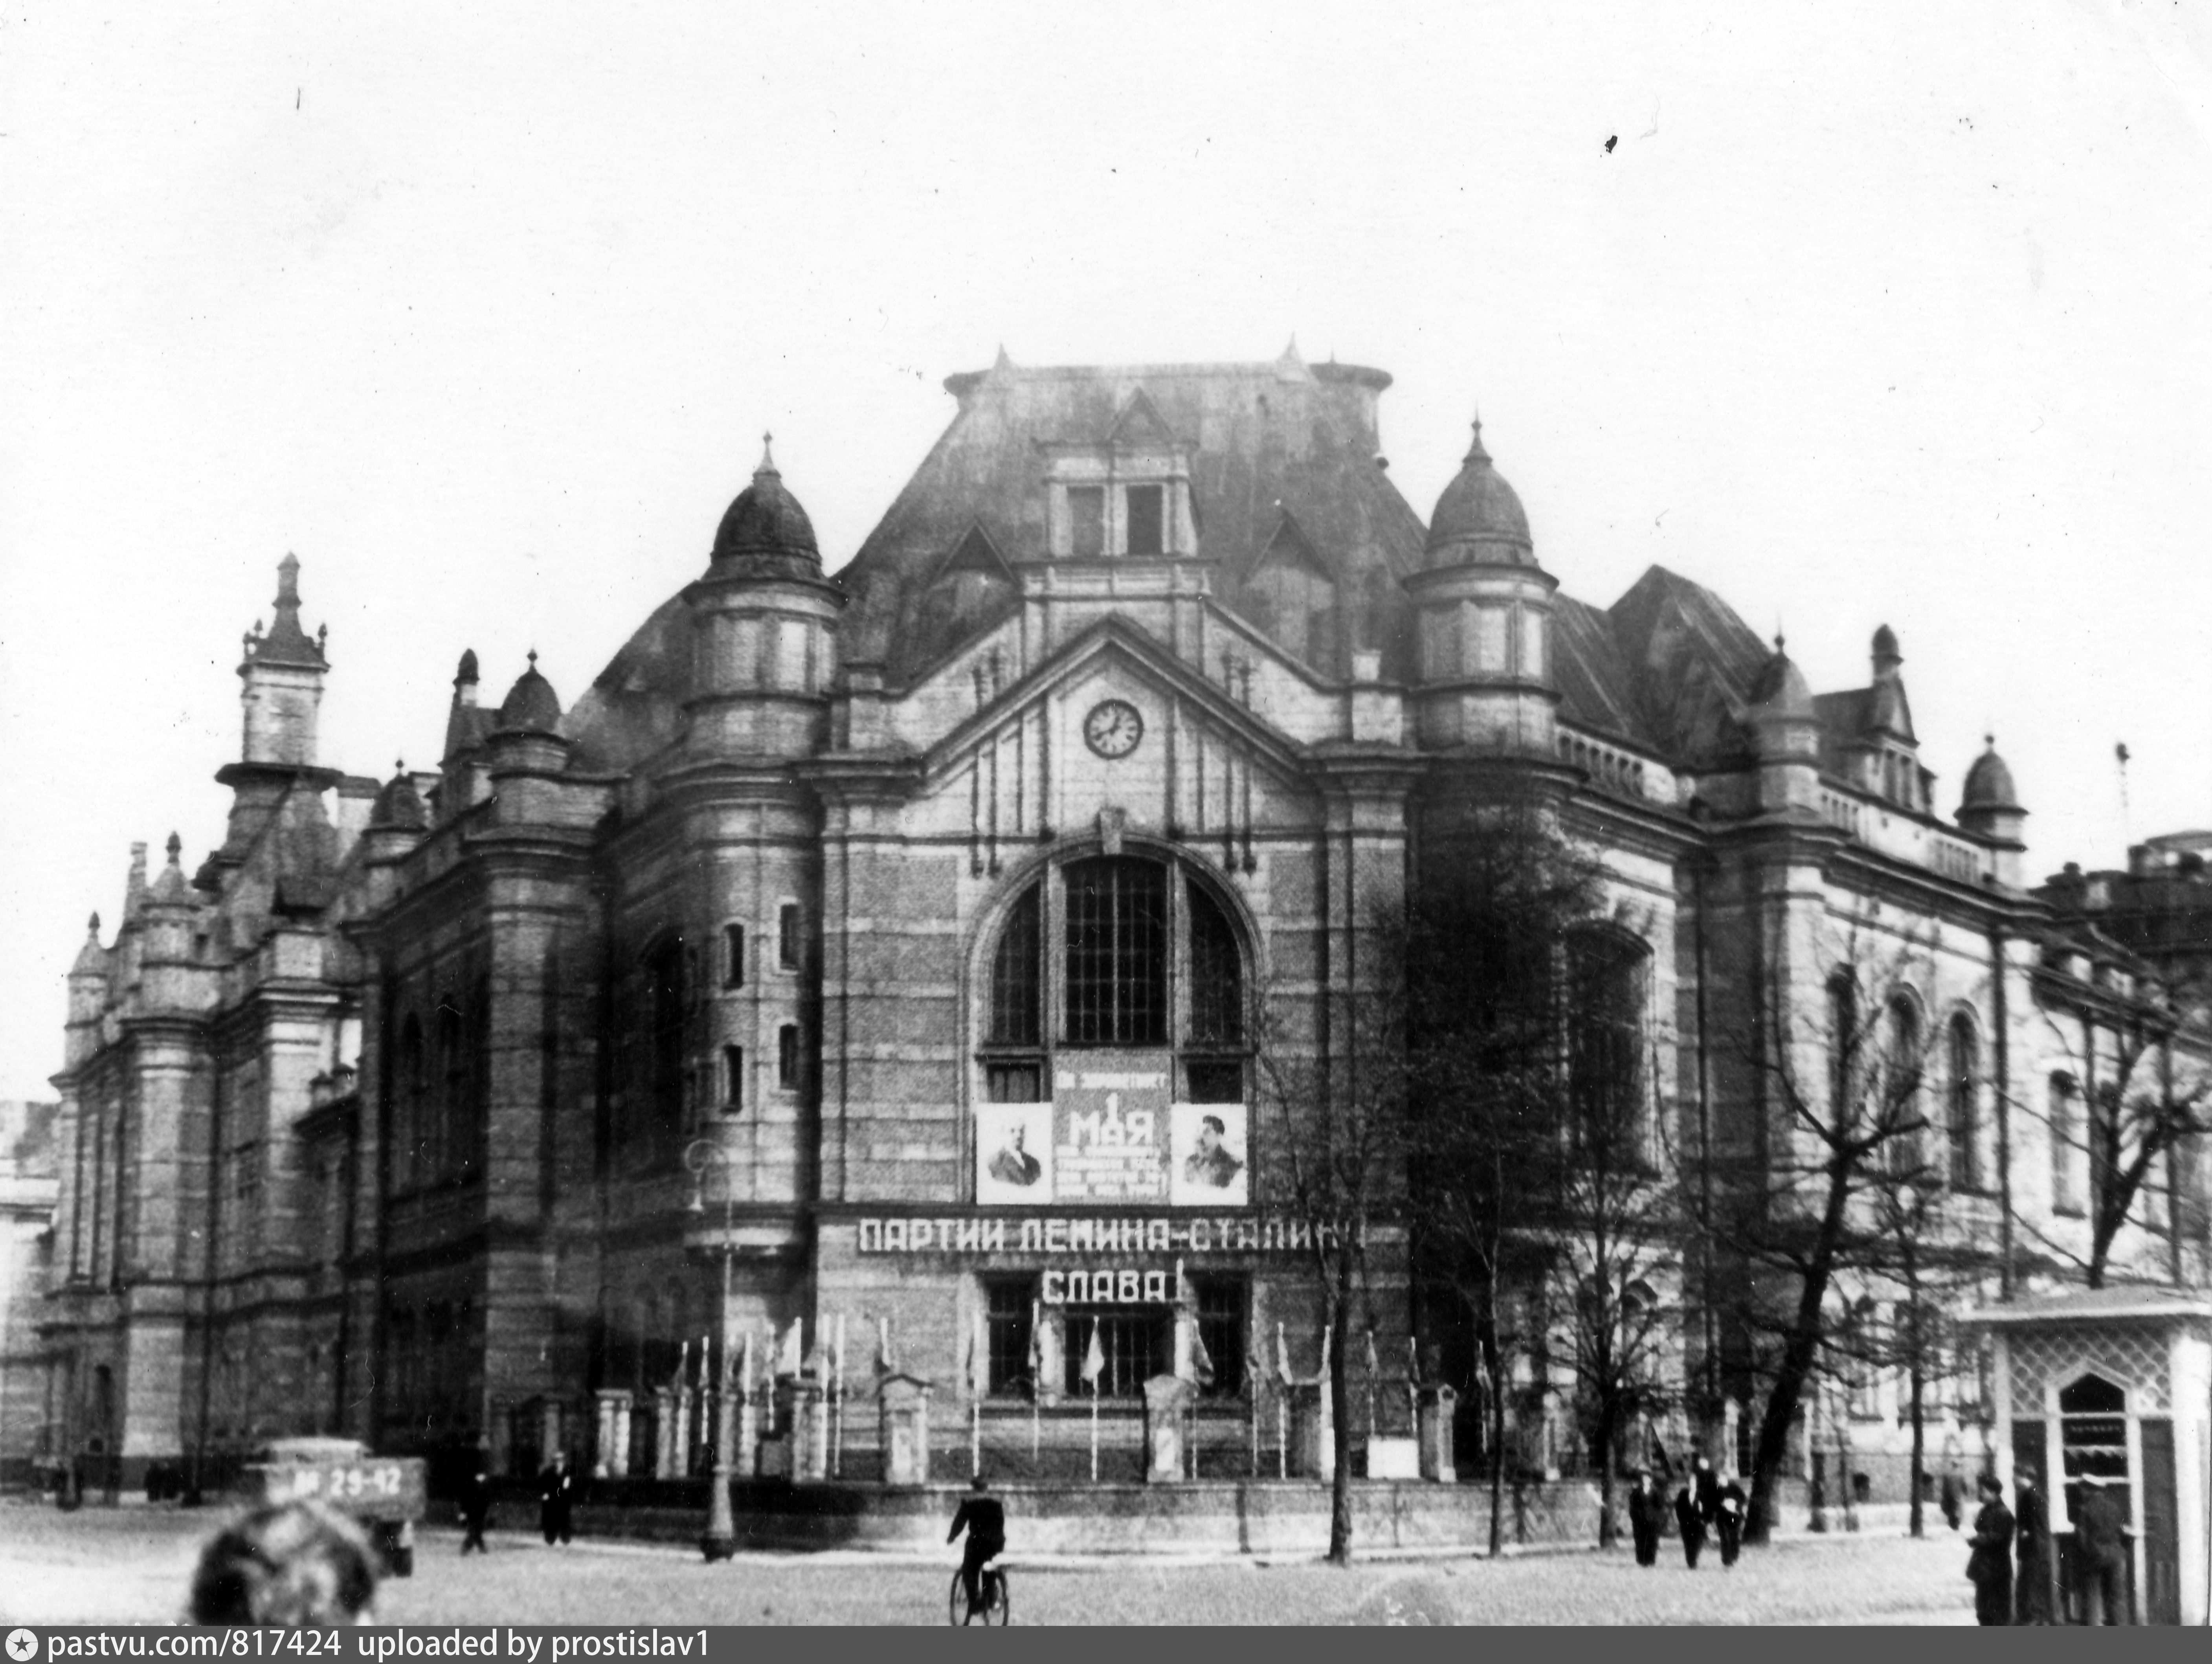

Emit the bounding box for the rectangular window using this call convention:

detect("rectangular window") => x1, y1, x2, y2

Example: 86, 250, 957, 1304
1068, 486, 1105, 557
1062, 1306, 1167, 1399
722, 1045, 744, 1113
723, 924, 745, 988
1124, 484, 1164, 556
985, 1062, 1044, 1103
1182, 1058, 1243, 1105
778, 904, 801, 972
1063, 857, 1167, 1046
777, 1024, 800, 1091
985, 1278, 1035, 1396
1193, 1277, 1246, 1399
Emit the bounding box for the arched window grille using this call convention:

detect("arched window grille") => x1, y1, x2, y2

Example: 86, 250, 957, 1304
979, 855, 1249, 1107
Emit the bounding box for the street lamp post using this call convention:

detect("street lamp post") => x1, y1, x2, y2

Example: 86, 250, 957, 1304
685, 1137, 738, 1563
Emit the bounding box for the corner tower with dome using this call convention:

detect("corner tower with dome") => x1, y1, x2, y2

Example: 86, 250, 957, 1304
39, 348, 2206, 1542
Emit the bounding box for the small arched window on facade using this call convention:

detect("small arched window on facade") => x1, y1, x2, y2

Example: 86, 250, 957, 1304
437, 997, 466, 1182
644, 936, 689, 1160
1946, 1014, 1980, 1192
1883, 997, 1923, 1177
1847, 1296, 1883, 1420
1827, 973, 1859, 1124
398, 1014, 427, 1192
2048, 1072, 2082, 1216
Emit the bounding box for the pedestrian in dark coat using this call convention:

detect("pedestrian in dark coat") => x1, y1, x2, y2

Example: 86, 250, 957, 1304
2072, 1476, 2129, 1625
1966, 1473, 2015, 1625
1626, 1470, 1663, 1567
1673, 1483, 1706, 1568
2013, 1470, 2053, 1625
1691, 1455, 1720, 1528
536, 1450, 575, 1547
1715, 1473, 1748, 1566
460, 1459, 494, 1555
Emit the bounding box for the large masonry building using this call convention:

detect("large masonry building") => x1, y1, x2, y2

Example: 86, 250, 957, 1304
38, 350, 2210, 1505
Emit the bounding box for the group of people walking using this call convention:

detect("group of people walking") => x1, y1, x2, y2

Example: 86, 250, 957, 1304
1627, 1456, 1746, 1570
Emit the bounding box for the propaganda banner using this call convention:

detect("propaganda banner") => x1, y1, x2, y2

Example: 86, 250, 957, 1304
973, 1051, 1244, 1206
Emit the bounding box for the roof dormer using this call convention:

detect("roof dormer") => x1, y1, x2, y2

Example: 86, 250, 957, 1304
1040, 389, 1199, 560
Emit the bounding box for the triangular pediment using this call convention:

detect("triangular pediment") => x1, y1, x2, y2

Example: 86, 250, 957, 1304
933, 522, 1015, 586
920, 615, 1309, 788
1257, 510, 1331, 580
1106, 388, 1179, 450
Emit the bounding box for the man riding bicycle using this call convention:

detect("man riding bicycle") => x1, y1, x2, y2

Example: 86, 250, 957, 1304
947, 1474, 1006, 1617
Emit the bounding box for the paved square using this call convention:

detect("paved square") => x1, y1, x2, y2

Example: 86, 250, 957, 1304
0, 1501, 1983, 1625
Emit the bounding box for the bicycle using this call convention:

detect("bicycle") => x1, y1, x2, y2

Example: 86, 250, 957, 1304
947, 1561, 1011, 1626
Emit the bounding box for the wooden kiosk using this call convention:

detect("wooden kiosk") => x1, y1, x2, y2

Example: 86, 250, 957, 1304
1963, 1287, 2209, 1626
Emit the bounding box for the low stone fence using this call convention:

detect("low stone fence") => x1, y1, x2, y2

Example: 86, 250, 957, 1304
555, 1475, 1607, 1556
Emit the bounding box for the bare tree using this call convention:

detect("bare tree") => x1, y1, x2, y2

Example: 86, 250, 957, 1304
1405, 792, 1677, 1550
1254, 904, 1412, 1567
2007, 966, 2212, 1289
1553, 1016, 1681, 1550
1842, 1175, 1986, 1538
1691, 918, 1984, 1545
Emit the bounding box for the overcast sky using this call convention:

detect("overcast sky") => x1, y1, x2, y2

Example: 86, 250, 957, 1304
3, 2, 2208, 1101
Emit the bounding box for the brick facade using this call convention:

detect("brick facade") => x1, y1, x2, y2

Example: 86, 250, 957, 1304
36, 351, 2209, 1509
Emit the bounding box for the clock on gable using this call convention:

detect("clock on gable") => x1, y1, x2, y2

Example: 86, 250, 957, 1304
1082, 698, 1144, 759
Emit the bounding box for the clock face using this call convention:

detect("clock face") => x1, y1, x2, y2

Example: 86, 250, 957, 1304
1083, 698, 1144, 759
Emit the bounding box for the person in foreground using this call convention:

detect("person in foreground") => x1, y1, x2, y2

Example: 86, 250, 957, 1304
947, 1473, 1007, 1618
190, 1500, 380, 1626
1966, 1472, 2016, 1626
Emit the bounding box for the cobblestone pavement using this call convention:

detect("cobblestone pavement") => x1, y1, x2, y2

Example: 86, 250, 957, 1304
0, 1500, 1979, 1625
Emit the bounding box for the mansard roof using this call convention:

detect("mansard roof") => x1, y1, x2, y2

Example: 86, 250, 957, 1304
837, 358, 1427, 685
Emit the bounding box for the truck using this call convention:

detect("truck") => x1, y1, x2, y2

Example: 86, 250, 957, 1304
240, 1437, 430, 1576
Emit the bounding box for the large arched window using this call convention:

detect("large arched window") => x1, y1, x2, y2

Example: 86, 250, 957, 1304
1566, 928, 1649, 1152
980, 854, 1248, 1105
1946, 1014, 1980, 1192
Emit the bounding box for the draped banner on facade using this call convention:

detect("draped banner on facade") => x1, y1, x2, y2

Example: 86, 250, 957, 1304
973, 1050, 1247, 1207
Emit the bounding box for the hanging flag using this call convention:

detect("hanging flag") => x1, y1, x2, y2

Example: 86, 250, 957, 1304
1318, 1323, 1331, 1385
701, 1333, 713, 1387
778, 1318, 804, 1378
675, 1337, 691, 1389
1364, 1328, 1380, 1380
875, 1314, 896, 1379
1406, 1334, 1420, 1383
1276, 1321, 1292, 1385
737, 1330, 754, 1398
1082, 1320, 1105, 1392
969, 1308, 991, 1397
1191, 1323, 1216, 1389
832, 1314, 846, 1394
1027, 1302, 1045, 1387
